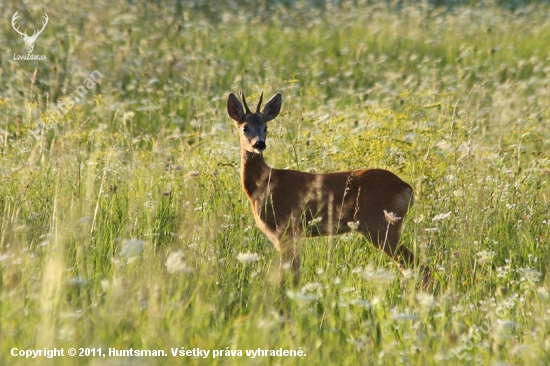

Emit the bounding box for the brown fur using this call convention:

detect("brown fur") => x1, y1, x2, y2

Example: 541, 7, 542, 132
228, 91, 429, 286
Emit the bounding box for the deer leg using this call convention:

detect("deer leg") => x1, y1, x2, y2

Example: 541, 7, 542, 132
278, 238, 301, 287
361, 220, 431, 286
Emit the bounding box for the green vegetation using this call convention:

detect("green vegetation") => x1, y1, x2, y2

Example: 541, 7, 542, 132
1, 0, 550, 364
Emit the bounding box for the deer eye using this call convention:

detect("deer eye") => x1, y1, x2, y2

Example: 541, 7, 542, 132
242, 125, 249, 133
264, 126, 268, 133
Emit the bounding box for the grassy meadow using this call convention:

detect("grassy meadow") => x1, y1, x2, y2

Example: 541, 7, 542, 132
1, 0, 550, 364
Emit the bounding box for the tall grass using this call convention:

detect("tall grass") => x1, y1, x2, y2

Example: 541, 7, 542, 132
1, 0, 550, 364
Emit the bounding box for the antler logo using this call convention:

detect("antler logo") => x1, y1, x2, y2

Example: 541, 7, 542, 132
11, 11, 48, 54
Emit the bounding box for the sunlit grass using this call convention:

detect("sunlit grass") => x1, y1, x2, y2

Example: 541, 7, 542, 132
1, 0, 550, 365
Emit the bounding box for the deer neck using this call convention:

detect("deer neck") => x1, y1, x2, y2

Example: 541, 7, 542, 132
241, 148, 271, 201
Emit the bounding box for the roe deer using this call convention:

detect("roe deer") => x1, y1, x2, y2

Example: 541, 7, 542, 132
227, 91, 429, 286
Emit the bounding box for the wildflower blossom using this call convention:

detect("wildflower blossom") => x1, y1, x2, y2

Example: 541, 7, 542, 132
308, 217, 323, 226
165, 250, 192, 274
432, 212, 451, 221
237, 252, 260, 263
300, 282, 323, 292
477, 251, 496, 264
347, 221, 360, 230
120, 239, 144, 259
518, 268, 542, 284
392, 313, 418, 322
415, 292, 437, 310
360, 265, 395, 285
286, 290, 317, 302
383, 210, 401, 224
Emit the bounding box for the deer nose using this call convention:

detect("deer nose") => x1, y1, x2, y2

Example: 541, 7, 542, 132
253, 141, 266, 151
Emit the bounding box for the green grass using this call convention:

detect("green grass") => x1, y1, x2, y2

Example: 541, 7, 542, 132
1, 0, 550, 364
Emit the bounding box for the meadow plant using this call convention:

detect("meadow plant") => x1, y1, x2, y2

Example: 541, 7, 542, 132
1, 0, 549, 364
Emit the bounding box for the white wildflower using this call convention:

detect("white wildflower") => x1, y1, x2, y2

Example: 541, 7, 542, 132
424, 228, 440, 232
301, 282, 323, 292
537, 287, 549, 301
308, 217, 323, 226
518, 268, 542, 283
383, 210, 401, 224
347, 221, 360, 231
286, 290, 317, 302
281, 262, 292, 270
0, 253, 11, 262
122, 111, 135, 121
144, 200, 157, 209
392, 313, 418, 322
502, 296, 518, 309
101, 278, 126, 297
360, 265, 395, 285
349, 337, 367, 350
120, 239, 144, 259
236, 252, 260, 263
57, 326, 76, 342
349, 299, 371, 308
432, 212, 451, 221
497, 320, 516, 331
401, 268, 414, 278
414, 214, 425, 224
477, 251, 496, 264
66, 277, 88, 287
415, 292, 437, 310
165, 250, 192, 274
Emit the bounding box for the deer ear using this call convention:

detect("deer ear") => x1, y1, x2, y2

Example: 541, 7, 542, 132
262, 93, 282, 122
227, 93, 244, 122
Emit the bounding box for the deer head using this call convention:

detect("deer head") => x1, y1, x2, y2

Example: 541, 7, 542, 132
227, 91, 282, 154
11, 11, 49, 54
